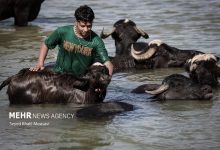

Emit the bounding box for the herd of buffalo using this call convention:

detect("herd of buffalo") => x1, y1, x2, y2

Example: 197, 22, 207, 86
0, 2, 220, 118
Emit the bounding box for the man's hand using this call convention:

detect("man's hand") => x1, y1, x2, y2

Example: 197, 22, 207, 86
104, 60, 113, 76
29, 65, 45, 71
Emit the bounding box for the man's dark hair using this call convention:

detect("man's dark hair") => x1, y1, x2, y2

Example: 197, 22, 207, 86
74, 5, 95, 22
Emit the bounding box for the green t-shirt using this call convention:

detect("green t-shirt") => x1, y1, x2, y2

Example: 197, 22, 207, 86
45, 25, 109, 76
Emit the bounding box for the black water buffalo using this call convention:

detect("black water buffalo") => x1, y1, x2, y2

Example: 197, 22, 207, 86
0, 64, 111, 104
100, 19, 149, 56
131, 74, 213, 101
110, 55, 136, 73
0, 0, 44, 26
130, 39, 203, 69
101, 19, 204, 69
131, 53, 220, 100
75, 101, 134, 118
109, 40, 203, 72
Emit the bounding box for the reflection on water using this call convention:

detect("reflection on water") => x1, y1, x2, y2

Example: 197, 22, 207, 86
0, 0, 220, 149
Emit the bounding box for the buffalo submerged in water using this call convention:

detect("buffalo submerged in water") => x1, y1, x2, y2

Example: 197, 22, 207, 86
0, 0, 45, 26
132, 53, 220, 101
0, 63, 111, 104
0, 63, 134, 118
132, 74, 213, 101
101, 19, 204, 70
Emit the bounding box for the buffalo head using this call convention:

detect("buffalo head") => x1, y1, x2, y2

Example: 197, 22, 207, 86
185, 53, 220, 86
100, 19, 149, 56
84, 62, 111, 92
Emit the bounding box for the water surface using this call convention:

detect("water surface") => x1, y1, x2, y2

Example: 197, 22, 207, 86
0, 0, 220, 149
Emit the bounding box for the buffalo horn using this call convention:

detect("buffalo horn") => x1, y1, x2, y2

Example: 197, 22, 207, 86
148, 39, 163, 46
189, 63, 198, 72
133, 26, 149, 39
100, 27, 116, 39
145, 84, 169, 95
191, 53, 217, 64
131, 44, 157, 60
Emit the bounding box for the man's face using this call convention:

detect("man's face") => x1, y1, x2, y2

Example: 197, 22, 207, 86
76, 21, 92, 38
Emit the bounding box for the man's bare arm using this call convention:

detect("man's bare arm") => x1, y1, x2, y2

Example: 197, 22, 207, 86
30, 43, 48, 71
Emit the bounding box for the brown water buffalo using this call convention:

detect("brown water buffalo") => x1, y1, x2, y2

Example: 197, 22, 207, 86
100, 19, 149, 56
0, 64, 111, 104
0, 0, 44, 26
131, 53, 220, 100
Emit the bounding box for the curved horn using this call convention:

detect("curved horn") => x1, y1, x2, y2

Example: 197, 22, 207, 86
134, 26, 149, 39
148, 39, 163, 46
130, 44, 145, 55
189, 64, 198, 72
191, 53, 218, 64
131, 44, 157, 60
100, 27, 116, 39
145, 84, 169, 95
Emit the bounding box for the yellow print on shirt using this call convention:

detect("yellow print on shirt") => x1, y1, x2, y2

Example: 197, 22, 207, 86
63, 40, 92, 56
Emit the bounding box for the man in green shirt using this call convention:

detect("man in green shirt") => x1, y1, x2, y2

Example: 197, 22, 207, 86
30, 5, 113, 77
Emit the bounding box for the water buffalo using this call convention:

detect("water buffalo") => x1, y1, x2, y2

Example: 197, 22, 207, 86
101, 19, 204, 69
75, 101, 134, 118
130, 39, 203, 69
131, 74, 213, 101
109, 55, 136, 73
0, 63, 111, 104
131, 53, 220, 100
108, 40, 203, 72
100, 19, 149, 56
0, 0, 44, 26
